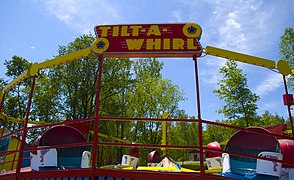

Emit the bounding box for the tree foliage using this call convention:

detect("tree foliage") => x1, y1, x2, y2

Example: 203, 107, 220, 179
214, 60, 260, 127
2, 56, 32, 134
279, 27, 294, 90
254, 111, 285, 127
3, 56, 32, 119
2, 32, 290, 165
1, 34, 186, 164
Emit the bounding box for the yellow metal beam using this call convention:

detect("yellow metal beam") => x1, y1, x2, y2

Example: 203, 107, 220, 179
0, 112, 8, 121
205, 46, 276, 69
0, 90, 3, 105
3, 48, 92, 93
38, 48, 92, 70
161, 112, 169, 156
3, 62, 39, 93
3, 70, 29, 93
90, 130, 132, 144
0, 113, 48, 125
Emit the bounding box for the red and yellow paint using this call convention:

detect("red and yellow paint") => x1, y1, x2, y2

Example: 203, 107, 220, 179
92, 23, 203, 58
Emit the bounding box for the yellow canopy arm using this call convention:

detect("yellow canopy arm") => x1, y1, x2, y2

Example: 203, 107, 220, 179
205, 46, 292, 76
38, 48, 92, 70
3, 69, 29, 93
0, 112, 8, 121
0, 113, 47, 125
205, 46, 276, 68
3, 48, 92, 93
90, 130, 132, 144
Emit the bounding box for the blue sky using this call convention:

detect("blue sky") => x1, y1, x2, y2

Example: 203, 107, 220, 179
0, 0, 293, 121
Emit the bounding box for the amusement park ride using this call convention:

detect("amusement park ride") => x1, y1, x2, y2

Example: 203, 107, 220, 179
0, 22, 294, 180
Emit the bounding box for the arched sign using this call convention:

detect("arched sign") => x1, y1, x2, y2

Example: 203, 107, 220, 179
92, 23, 203, 58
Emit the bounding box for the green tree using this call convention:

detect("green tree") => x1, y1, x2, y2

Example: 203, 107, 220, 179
254, 111, 286, 127
2, 56, 32, 133
214, 60, 260, 127
130, 58, 184, 143
52, 34, 98, 120
128, 58, 185, 164
3, 56, 32, 119
97, 57, 134, 163
1, 34, 188, 165
204, 120, 236, 145
279, 27, 294, 90
32, 34, 186, 165
31, 70, 62, 122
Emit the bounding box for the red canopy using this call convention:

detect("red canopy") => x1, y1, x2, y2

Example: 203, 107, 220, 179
279, 139, 294, 168
32, 125, 87, 155
226, 127, 279, 152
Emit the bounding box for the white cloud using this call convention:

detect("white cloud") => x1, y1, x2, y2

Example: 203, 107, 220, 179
30, 46, 36, 49
253, 72, 283, 97
257, 101, 278, 114
173, 0, 294, 94
172, 10, 182, 22
200, 56, 226, 85
42, 0, 122, 34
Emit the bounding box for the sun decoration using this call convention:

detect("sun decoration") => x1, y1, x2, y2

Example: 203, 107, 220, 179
91, 38, 109, 53
182, 23, 202, 38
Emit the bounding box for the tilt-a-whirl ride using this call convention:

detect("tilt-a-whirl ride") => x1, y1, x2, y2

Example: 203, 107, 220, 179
0, 23, 294, 180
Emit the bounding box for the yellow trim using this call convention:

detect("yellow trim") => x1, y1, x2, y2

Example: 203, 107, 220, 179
137, 166, 176, 171
205, 46, 276, 69
100, 165, 134, 170
180, 167, 197, 172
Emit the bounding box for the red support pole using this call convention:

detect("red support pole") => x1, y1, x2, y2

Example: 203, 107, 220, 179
193, 56, 205, 178
283, 76, 294, 137
16, 75, 36, 174
92, 55, 103, 172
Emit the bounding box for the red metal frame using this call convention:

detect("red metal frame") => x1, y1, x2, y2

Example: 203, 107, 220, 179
92, 55, 104, 176
0, 57, 294, 180
16, 75, 36, 174
193, 56, 205, 177
283, 75, 294, 137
